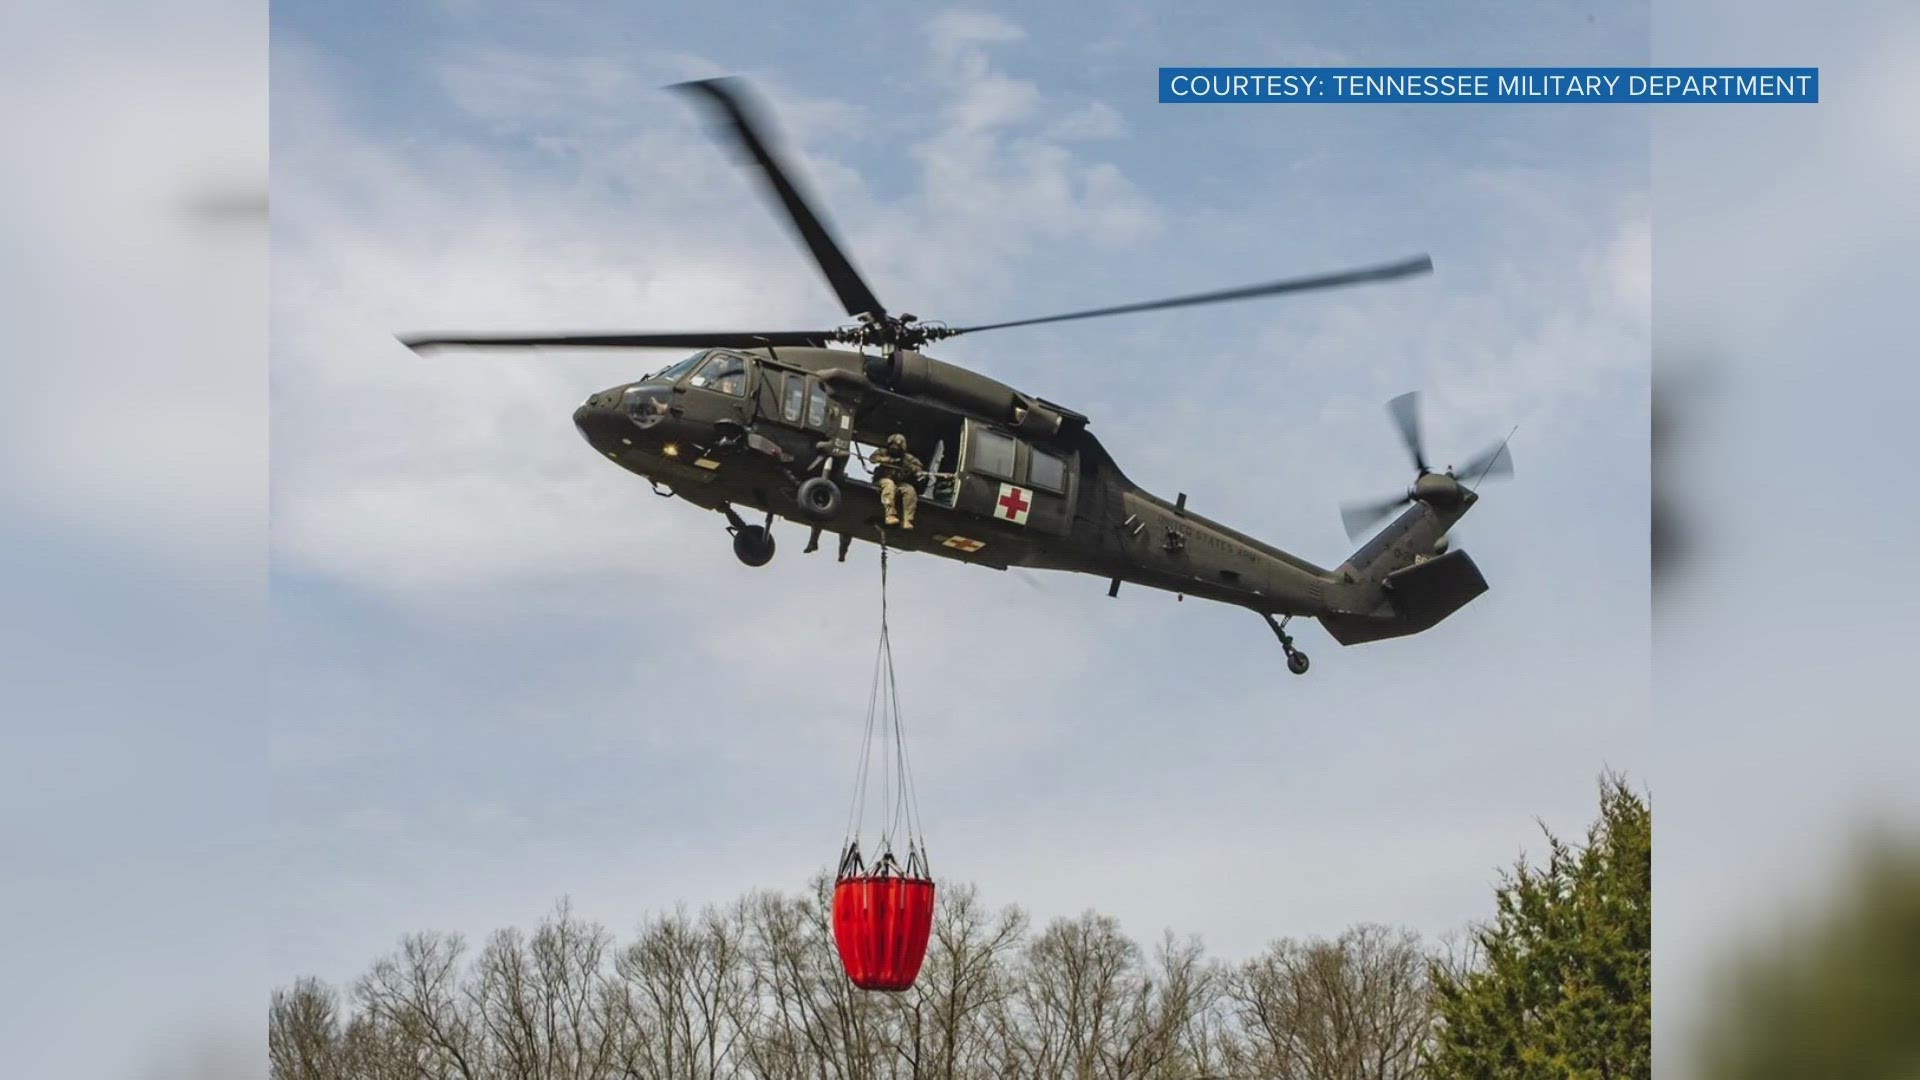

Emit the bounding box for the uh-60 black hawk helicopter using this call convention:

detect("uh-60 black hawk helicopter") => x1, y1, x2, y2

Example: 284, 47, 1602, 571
403, 78, 1514, 674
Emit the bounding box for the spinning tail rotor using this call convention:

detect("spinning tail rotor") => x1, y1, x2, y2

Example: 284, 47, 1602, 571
1339, 392, 1515, 541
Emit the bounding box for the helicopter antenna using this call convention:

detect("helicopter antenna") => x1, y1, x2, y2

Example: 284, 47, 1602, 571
1465, 426, 1520, 492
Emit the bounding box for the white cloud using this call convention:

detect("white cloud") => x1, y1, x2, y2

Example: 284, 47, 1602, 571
928, 9, 1027, 58
1044, 100, 1127, 141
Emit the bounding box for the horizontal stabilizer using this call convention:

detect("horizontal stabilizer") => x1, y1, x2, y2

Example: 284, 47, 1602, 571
1321, 548, 1489, 645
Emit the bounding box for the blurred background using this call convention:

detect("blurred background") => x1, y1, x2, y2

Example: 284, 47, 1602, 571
0, 3, 264, 1078
1, 0, 1914, 1076
1653, 0, 1920, 1073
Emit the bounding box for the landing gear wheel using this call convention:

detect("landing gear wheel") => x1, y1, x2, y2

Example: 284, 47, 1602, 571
732, 525, 775, 567
1262, 612, 1312, 676
797, 476, 842, 522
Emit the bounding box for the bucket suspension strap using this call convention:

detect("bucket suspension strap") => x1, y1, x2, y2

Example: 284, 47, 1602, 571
840, 539, 929, 878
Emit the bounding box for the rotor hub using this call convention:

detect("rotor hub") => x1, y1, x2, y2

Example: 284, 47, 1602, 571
1413, 471, 1464, 503
833, 316, 956, 353
1339, 391, 1514, 541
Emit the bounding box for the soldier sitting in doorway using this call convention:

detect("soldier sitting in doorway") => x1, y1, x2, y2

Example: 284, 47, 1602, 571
870, 433, 927, 530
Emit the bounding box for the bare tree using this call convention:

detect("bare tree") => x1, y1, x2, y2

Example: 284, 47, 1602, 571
1146, 934, 1236, 1080
896, 884, 1027, 1080
277, 890, 1448, 1080
733, 888, 827, 1080
995, 912, 1218, 1080
470, 900, 624, 1080
271, 977, 347, 1080
337, 1012, 432, 1080
1227, 924, 1434, 1080
609, 903, 751, 1079
354, 932, 490, 1080
735, 878, 905, 1080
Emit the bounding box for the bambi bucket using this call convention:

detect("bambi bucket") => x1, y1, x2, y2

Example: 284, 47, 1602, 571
831, 874, 935, 991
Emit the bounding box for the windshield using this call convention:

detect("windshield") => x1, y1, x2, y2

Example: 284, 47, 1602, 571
689, 351, 748, 396
648, 351, 707, 384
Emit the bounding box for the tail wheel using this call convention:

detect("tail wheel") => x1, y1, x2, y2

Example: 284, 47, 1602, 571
1287, 650, 1311, 675
797, 476, 842, 522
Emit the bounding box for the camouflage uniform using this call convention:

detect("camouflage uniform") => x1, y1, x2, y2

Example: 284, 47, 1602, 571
870, 434, 926, 529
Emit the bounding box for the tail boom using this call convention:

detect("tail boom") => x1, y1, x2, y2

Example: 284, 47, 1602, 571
1318, 496, 1488, 645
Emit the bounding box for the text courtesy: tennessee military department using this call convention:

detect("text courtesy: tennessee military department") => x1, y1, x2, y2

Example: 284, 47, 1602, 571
1159, 67, 1819, 103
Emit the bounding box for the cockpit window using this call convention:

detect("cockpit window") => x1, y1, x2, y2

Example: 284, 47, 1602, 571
651, 352, 705, 384
620, 383, 672, 429
690, 352, 749, 396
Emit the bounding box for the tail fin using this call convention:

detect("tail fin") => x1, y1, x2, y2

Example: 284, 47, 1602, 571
1320, 502, 1488, 645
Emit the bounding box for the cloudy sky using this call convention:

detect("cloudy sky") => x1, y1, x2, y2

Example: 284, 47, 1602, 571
269, 0, 1651, 986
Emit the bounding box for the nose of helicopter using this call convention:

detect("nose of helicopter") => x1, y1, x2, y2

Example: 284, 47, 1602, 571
572, 385, 628, 444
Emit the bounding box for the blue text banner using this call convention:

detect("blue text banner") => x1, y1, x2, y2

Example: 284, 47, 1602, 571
1158, 68, 1818, 103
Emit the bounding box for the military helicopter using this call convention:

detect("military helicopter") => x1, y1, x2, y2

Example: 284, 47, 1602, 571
403, 78, 1514, 673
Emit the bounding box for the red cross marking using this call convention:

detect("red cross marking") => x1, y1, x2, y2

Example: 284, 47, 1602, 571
998, 486, 1031, 517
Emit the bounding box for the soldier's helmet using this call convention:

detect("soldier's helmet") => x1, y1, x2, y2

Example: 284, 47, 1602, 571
886, 433, 907, 451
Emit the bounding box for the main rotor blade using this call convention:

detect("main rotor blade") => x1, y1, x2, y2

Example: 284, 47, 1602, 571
1341, 492, 1412, 541
400, 330, 836, 352
1457, 439, 1515, 485
672, 78, 886, 321
1386, 391, 1428, 474
941, 254, 1432, 339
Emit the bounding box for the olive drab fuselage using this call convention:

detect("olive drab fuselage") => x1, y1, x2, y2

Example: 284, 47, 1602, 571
570, 344, 1488, 645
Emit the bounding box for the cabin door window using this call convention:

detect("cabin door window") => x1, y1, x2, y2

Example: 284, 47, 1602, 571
782, 373, 806, 423
964, 423, 1017, 481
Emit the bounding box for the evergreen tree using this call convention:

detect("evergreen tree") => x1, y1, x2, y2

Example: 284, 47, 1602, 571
1426, 774, 1652, 1080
